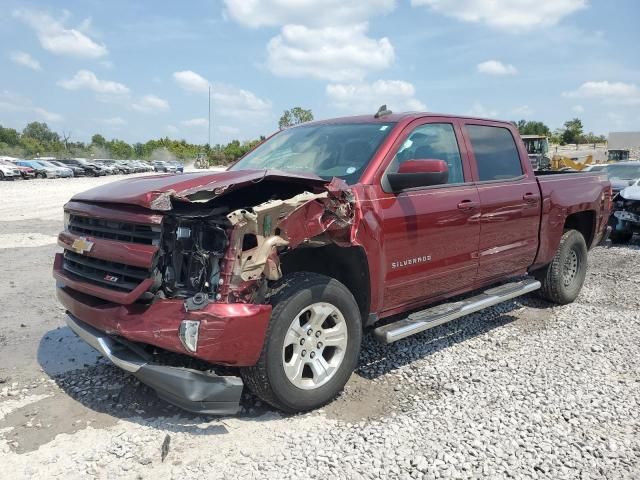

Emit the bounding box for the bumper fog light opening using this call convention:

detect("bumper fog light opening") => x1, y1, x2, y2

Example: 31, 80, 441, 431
179, 320, 200, 353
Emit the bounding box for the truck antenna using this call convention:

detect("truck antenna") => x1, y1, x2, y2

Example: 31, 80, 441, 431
374, 104, 392, 118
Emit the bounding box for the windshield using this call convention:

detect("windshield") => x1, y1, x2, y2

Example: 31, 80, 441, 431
523, 138, 548, 155
38, 161, 57, 168
605, 164, 640, 179
230, 122, 396, 184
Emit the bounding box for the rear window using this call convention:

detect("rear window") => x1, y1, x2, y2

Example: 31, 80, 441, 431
467, 125, 523, 181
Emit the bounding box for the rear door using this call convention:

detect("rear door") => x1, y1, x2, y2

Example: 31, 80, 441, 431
462, 123, 541, 283
373, 118, 481, 314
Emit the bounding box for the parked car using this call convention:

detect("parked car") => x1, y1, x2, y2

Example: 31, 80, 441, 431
16, 160, 60, 178
37, 160, 74, 177
11, 162, 36, 179
0, 160, 22, 180
58, 158, 106, 177
94, 160, 118, 175
603, 162, 640, 194
581, 164, 608, 172
135, 161, 154, 172
55, 110, 611, 415
153, 160, 175, 172
50, 160, 85, 177
610, 179, 640, 243
167, 161, 184, 173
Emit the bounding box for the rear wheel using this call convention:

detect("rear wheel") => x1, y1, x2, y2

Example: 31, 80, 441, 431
535, 229, 588, 305
0, 172, 4, 181
241, 272, 361, 413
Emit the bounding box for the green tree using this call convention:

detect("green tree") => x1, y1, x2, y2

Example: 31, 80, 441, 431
22, 122, 59, 143
516, 120, 551, 137
0, 125, 20, 146
562, 118, 584, 145
109, 139, 134, 159
91, 134, 107, 147
278, 107, 314, 130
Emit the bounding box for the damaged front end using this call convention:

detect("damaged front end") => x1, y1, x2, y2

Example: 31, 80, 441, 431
611, 183, 640, 241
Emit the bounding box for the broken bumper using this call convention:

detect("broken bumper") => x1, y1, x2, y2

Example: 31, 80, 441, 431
65, 313, 244, 415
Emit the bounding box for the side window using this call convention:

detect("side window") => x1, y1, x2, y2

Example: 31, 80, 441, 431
467, 125, 523, 181
389, 123, 465, 184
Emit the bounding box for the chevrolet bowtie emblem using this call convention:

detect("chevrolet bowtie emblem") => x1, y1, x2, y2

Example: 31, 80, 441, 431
71, 237, 94, 255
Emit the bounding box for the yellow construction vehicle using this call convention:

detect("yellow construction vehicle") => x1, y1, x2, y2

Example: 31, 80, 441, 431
550, 154, 593, 171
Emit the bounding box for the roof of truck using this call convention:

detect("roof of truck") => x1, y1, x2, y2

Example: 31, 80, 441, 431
301, 112, 511, 127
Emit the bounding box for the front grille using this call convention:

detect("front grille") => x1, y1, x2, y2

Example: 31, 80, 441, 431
63, 250, 151, 292
68, 214, 161, 245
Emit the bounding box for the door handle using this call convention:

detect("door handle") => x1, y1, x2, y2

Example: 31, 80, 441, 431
457, 200, 479, 210
522, 192, 539, 203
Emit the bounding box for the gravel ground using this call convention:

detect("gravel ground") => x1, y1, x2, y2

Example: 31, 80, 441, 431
0, 174, 639, 479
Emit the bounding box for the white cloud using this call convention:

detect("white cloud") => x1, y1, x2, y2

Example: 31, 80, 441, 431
0, 91, 63, 122
100, 117, 127, 126
10, 51, 41, 71
223, 0, 396, 28
173, 70, 209, 93
563, 81, 640, 105
411, 0, 586, 31
465, 102, 498, 118
173, 70, 271, 118
58, 70, 129, 94
326, 80, 426, 113
181, 118, 208, 127
512, 105, 533, 117
33, 107, 63, 122
166, 125, 179, 134
572, 105, 585, 113
132, 95, 170, 113
267, 23, 394, 81
13, 9, 108, 58
477, 60, 517, 76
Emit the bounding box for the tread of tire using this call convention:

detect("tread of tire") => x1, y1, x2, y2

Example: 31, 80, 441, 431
536, 229, 585, 304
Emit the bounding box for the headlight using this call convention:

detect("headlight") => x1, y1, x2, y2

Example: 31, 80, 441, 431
63, 212, 70, 231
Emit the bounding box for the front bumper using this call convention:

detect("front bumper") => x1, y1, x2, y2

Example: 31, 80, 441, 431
65, 313, 243, 415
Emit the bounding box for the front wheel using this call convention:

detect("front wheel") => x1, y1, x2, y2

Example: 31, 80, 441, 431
241, 272, 362, 413
534, 229, 588, 305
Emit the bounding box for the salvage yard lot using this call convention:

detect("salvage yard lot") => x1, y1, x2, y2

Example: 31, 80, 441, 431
1, 175, 639, 479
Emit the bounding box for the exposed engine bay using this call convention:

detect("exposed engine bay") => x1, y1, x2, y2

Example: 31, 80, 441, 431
611, 182, 640, 240
152, 178, 355, 306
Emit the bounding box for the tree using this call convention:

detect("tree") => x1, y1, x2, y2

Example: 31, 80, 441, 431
91, 134, 107, 147
515, 120, 551, 137
0, 125, 20, 146
562, 118, 584, 145
23, 122, 59, 143
278, 107, 314, 129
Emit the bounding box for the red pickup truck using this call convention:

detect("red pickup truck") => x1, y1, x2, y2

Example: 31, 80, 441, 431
54, 111, 611, 414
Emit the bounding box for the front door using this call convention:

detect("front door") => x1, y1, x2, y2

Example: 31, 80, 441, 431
374, 119, 481, 314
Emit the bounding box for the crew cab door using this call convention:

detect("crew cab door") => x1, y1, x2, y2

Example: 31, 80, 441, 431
461, 122, 541, 283
373, 118, 481, 315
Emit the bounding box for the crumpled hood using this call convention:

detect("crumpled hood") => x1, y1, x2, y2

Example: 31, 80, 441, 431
620, 183, 640, 201
610, 178, 636, 191
71, 169, 329, 211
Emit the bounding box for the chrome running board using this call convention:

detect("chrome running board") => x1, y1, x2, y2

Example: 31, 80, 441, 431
374, 278, 541, 344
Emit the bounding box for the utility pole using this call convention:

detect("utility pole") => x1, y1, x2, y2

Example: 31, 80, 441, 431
208, 84, 211, 149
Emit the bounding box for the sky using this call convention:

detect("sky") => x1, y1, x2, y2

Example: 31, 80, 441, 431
1, 0, 639, 145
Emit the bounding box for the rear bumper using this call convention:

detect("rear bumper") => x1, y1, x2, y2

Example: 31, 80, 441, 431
65, 313, 243, 415
55, 283, 272, 366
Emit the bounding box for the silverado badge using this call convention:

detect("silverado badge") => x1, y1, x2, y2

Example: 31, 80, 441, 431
71, 237, 94, 255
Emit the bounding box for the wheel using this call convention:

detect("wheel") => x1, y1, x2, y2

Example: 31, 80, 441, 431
610, 228, 633, 244
0, 172, 4, 181
241, 272, 362, 413
534, 229, 588, 305
37, 172, 46, 179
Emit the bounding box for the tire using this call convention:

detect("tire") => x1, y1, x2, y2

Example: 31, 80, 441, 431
37, 172, 46, 179
0, 172, 4, 181
241, 272, 362, 413
534, 229, 588, 305
610, 229, 633, 244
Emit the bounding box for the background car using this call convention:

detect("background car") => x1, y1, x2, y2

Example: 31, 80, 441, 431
603, 162, 640, 194
10, 162, 36, 179
0, 160, 21, 180
167, 161, 184, 173
16, 160, 59, 178
37, 160, 74, 177
153, 160, 173, 172
94, 160, 118, 175
59, 158, 106, 177
49, 160, 85, 176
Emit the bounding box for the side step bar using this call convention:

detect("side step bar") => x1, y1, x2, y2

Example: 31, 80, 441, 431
374, 278, 541, 344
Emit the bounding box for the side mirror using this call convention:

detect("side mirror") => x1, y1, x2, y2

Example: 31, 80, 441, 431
387, 159, 449, 191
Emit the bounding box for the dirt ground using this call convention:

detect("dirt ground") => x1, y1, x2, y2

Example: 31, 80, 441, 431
0, 174, 638, 479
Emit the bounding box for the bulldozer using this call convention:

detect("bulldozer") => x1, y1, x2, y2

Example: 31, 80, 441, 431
521, 135, 552, 170
550, 154, 594, 171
